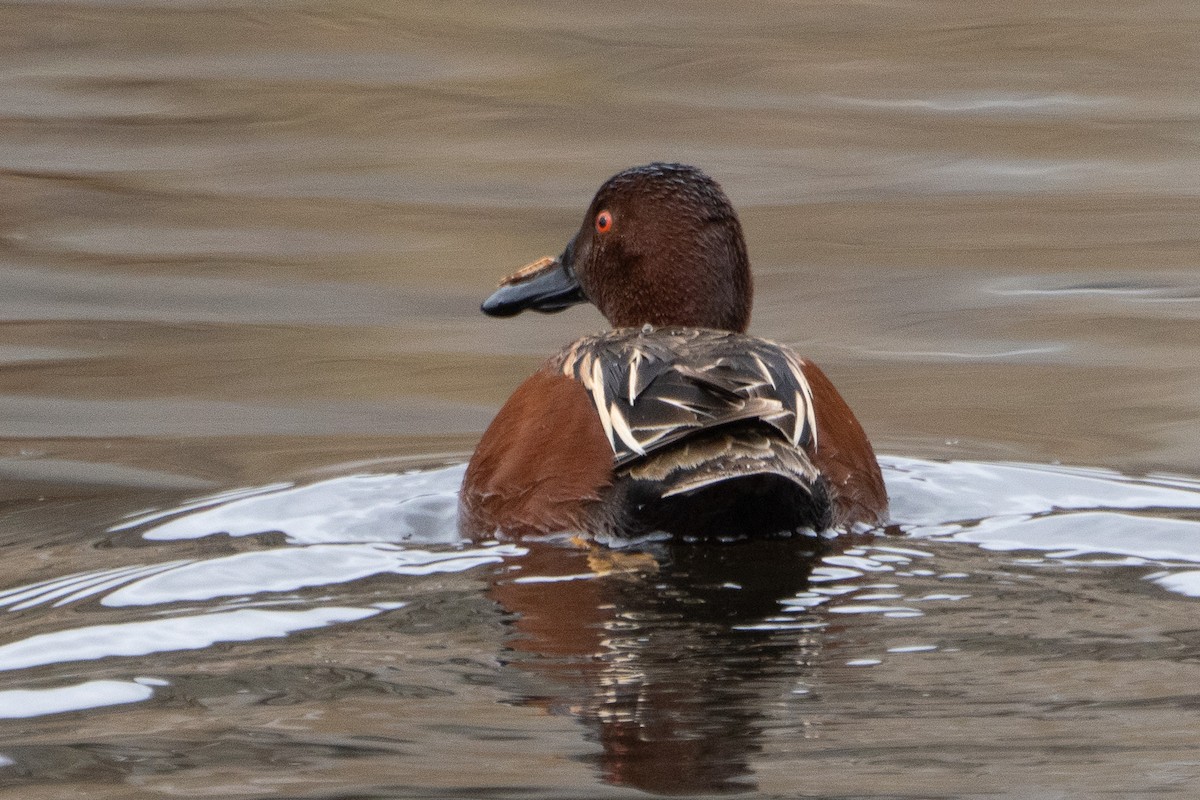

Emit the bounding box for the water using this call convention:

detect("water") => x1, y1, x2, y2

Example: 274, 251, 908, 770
5, 461, 1200, 797
3, 0, 1200, 797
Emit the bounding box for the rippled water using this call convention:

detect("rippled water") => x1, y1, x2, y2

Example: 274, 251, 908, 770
3, 0, 1200, 797
6, 460, 1200, 797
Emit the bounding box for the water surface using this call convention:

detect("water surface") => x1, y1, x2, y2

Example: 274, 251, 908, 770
2, 1, 1200, 797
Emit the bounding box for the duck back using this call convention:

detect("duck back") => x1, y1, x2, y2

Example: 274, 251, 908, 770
553, 328, 832, 539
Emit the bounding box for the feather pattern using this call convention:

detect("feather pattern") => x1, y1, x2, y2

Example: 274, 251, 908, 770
551, 327, 818, 468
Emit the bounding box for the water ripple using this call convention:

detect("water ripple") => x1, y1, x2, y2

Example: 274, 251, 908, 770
0, 606, 384, 672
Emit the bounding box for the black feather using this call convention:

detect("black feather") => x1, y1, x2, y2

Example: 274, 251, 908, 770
552, 327, 816, 467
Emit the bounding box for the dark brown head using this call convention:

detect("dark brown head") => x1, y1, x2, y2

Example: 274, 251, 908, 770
482, 163, 752, 332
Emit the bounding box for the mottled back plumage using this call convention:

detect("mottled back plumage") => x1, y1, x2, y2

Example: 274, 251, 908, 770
550, 327, 818, 469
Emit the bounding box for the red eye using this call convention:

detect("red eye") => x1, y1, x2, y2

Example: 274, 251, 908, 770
595, 210, 613, 234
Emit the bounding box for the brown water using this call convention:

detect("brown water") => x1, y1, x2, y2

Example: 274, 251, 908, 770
3, 1, 1200, 797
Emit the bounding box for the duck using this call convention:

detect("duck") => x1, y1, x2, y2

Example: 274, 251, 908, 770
459, 163, 886, 541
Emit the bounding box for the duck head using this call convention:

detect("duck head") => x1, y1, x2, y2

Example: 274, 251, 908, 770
482, 163, 752, 333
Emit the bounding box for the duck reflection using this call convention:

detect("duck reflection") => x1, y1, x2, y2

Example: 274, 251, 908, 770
489, 536, 839, 795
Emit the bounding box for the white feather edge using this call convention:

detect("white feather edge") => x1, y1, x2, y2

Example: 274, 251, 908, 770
751, 353, 776, 388
590, 358, 615, 451
627, 346, 643, 404
608, 403, 647, 456
795, 359, 818, 449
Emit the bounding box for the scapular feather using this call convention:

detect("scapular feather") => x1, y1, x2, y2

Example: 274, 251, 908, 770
552, 327, 817, 467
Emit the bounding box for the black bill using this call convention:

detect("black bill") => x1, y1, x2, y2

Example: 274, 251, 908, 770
481, 255, 586, 317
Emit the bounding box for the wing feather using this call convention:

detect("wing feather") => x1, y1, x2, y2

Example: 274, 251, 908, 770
553, 328, 818, 467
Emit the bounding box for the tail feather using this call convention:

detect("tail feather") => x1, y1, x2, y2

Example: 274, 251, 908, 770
610, 427, 832, 539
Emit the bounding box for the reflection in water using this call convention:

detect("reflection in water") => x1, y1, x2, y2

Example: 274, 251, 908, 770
0, 680, 156, 720
493, 538, 831, 794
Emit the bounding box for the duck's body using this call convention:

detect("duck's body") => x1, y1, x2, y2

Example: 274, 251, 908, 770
460, 163, 886, 540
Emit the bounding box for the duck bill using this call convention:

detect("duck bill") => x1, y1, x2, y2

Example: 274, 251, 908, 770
481, 255, 586, 317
